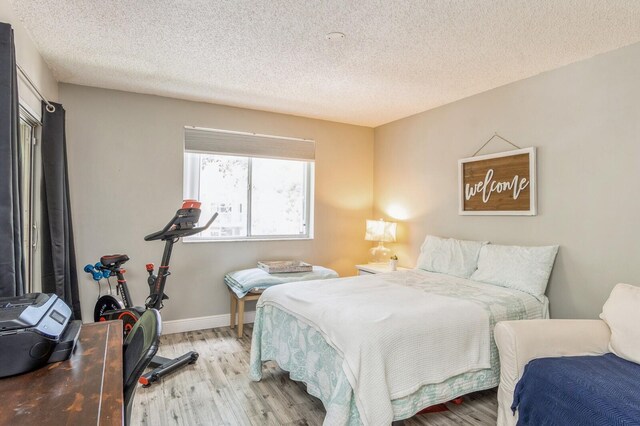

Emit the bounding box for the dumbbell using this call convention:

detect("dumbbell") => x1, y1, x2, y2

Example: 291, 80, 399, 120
84, 264, 103, 281
84, 263, 112, 281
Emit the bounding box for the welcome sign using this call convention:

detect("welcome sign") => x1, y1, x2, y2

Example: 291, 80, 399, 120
458, 147, 536, 215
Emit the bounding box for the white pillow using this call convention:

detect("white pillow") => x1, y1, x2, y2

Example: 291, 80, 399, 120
600, 283, 640, 364
469, 244, 559, 300
416, 235, 487, 278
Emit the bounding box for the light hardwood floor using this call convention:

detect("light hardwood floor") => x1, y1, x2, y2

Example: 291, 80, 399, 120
132, 325, 498, 426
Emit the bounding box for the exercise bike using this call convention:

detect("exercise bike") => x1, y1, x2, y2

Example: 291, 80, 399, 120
84, 200, 217, 386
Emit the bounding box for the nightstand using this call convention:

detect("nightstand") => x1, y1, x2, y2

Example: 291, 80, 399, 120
355, 264, 409, 275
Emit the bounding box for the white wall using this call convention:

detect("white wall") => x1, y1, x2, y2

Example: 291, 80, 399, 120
60, 84, 374, 323
374, 42, 640, 319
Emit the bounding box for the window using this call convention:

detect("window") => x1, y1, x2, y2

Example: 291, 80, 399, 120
19, 107, 40, 292
183, 127, 314, 241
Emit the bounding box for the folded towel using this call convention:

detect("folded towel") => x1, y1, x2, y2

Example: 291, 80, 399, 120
225, 266, 339, 298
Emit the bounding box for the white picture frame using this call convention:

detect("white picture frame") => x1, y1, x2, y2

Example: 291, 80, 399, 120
458, 147, 537, 216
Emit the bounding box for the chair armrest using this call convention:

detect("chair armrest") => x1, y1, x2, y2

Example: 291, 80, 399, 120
494, 319, 611, 426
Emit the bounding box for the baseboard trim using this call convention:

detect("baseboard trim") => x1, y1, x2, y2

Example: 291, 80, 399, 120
162, 311, 256, 335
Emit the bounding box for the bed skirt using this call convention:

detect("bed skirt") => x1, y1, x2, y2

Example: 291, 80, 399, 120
250, 305, 501, 425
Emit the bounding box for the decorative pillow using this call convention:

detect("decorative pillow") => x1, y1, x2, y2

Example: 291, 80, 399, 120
600, 283, 640, 364
416, 235, 487, 278
469, 244, 559, 300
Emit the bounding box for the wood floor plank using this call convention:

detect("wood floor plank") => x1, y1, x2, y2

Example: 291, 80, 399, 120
445, 389, 498, 425
132, 324, 498, 425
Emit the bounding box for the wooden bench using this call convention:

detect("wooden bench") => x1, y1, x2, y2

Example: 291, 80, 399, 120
225, 265, 339, 338
229, 289, 261, 338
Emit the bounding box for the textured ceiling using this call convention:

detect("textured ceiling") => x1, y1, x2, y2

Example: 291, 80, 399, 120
10, 0, 640, 126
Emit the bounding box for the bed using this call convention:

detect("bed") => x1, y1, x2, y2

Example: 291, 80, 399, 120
249, 268, 549, 426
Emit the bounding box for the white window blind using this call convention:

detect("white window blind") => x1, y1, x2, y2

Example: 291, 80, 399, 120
184, 126, 315, 162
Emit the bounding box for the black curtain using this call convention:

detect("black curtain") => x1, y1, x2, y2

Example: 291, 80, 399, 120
41, 101, 81, 319
0, 23, 25, 298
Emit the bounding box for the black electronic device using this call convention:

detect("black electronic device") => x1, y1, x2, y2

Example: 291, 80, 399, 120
0, 293, 81, 378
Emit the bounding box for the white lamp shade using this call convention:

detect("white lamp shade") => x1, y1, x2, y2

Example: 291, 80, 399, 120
365, 219, 397, 242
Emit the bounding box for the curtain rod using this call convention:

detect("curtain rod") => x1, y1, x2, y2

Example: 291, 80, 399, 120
16, 63, 56, 113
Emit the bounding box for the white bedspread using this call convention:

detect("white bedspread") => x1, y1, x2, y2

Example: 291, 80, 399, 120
257, 270, 492, 426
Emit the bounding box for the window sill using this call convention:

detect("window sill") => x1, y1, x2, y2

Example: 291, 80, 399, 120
182, 237, 314, 244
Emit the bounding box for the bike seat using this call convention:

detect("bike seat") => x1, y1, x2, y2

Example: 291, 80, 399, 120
100, 254, 130, 267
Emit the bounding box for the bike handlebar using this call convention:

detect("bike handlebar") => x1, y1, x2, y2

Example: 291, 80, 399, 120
144, 210, 218, 241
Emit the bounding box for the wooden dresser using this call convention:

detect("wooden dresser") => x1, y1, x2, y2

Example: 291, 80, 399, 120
0, 321, 124, 425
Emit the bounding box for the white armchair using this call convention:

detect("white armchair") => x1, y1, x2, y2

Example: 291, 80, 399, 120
494, 319, 611, 426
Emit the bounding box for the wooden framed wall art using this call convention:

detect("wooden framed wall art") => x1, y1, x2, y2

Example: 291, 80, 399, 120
458, 147, 536, 215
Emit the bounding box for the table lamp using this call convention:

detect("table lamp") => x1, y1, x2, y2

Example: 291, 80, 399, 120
365, 219, 397, 264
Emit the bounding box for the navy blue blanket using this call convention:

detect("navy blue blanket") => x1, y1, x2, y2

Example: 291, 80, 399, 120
512, 353, 640, 426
